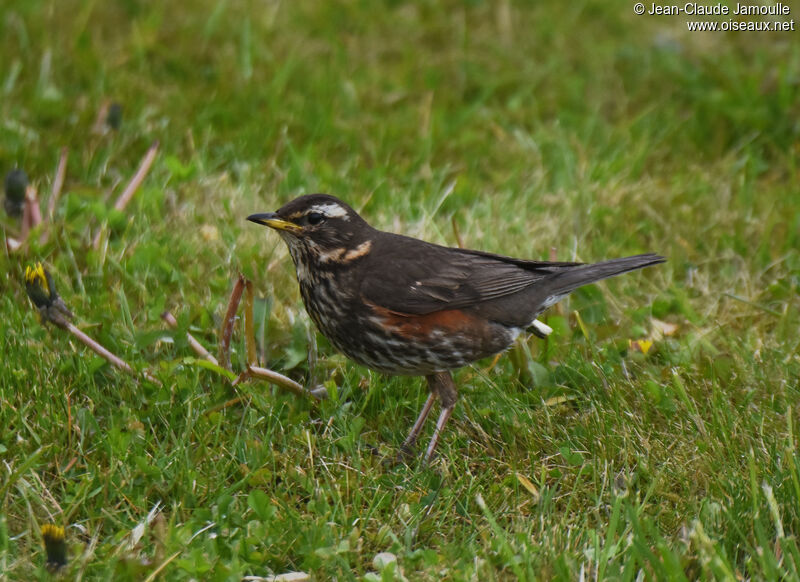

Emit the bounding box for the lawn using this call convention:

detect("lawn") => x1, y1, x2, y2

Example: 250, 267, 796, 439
1, 0, 799, 579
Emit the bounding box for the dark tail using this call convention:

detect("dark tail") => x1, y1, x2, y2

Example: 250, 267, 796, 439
541, 253, 665, 299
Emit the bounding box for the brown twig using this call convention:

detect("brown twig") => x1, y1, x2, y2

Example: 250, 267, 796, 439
21, 186, 43, 241
39, 148, 69, 245
161, 311, 219, 365
47, 148, 68, 220
218, 274, 246, 370
92, 141, 159, 248
91, 100, 111, 135
65, 322, 161, 385
66, 323, 135, 372
244, 281, 258, 367
113, 141, 159, 211
234, 365, 327, 401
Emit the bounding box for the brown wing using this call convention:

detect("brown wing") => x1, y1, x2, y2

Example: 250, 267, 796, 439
359, 232, 580, 316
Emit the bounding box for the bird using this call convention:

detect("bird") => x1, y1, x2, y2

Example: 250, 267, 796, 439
248, 194, 664, 462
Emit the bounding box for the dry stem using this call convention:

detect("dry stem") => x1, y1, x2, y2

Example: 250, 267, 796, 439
161, 311, 218, 365
65, 323, 161, 386
218, 274, 246, 370
91, 100, 111, 134
21, 186, 43, 241
92, 141, 159, 248
234, 365, 327, 401
244, 281, 258, 367
113, 141, 159, 211
47, 148, 69, 220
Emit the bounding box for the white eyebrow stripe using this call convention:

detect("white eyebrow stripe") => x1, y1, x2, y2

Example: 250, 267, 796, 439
310, 203, 350, 220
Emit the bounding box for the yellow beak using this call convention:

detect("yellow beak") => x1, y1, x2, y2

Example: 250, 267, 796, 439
247, 212, 303, 234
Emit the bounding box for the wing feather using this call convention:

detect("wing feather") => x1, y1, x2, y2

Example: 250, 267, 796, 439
360, 233, 579, 315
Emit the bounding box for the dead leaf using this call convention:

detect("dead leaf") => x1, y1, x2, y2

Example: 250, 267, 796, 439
516, 473, 540, 501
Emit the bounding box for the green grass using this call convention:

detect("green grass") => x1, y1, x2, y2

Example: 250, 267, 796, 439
1, 0, 799, 579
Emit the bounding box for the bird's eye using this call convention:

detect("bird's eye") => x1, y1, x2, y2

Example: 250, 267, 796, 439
306, 212, 325, 226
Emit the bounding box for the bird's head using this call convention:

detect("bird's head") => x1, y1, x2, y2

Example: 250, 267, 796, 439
248, 194, 374, 267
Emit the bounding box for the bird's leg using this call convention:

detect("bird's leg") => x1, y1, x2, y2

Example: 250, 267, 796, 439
424, 406, 455, 463
400, 390, 436, 454
422, 371, 458, 463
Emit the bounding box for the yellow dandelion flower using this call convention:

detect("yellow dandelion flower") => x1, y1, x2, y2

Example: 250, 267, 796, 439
41, 523, 67, 568
24, 262, 49, 293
